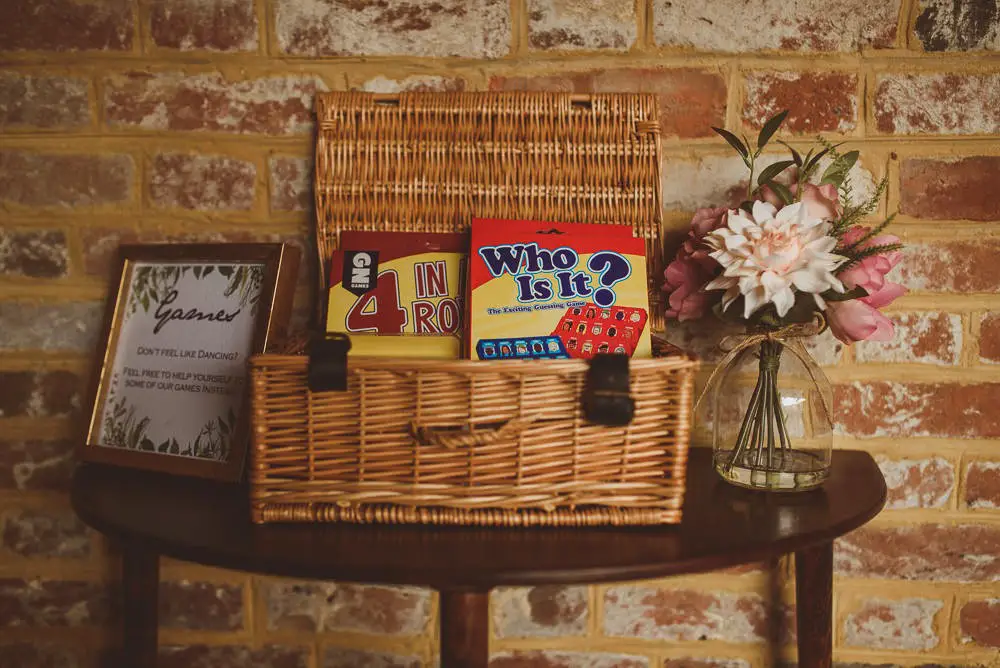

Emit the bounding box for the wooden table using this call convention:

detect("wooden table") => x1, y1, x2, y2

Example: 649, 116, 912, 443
71, 448, 885, 668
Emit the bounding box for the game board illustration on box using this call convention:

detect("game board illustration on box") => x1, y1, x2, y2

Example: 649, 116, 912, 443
468, 219, 651, 360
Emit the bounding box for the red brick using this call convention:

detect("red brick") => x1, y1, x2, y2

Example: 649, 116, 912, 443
493, 586, 588, 638
0, 370, 82, 419
663, 661, 750, 668
836, 382, 1000, 438
0, 302, 102, 353
159, 580, 243, 631
966, 460, 1000, 509
0, 73, 90, 129
0, 579, 110, 627
159, 645, 308, 668
875, 74, 1000, 135
0, 440, 75, 491
900, 157, 1000, 221
0, 0, 133, 51
603, 587, 767, 642
491, 652, 648, 668
0, 642, 85, 668
652, 0, 900, 51
149, 153, 255, 211
959, 598, 1000, 648
914, 1, 1000, 52
357, 75, 467, 93
979, 313, 1000, 363
275, 0, 510, 58
105, 72, 324, 135
855, 312, 962, 365
743, 71, 858, 134
836, 524, 1000, 580
269, 157, 312, 213
324, 648, 420, 668
527, 0, 637, 51
264, 582, 430, 635
843, 597, 943, 650
0, 151, 133, 209
0, 230, 69, 278
895, 239, 1000, 293
491, 69, 725, 139
2, 508, 90, 559
151, 0, 258, 51
876, 456, 954, 509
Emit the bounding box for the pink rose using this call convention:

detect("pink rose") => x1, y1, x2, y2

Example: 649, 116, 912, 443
799, 183, 841, 220
684, 207, 729, 255
758, 181, 841, 220
663, 256, 715, 321
826, 300, 895, 342
838, 226, 906, 309
826, 225, 906, 343
663, 207, 728, 321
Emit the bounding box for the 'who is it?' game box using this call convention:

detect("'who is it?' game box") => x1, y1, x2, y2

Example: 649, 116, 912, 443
468, 219, 651, 361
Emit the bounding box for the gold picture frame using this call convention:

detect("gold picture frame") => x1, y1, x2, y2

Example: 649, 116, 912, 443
81, 243, 300, 481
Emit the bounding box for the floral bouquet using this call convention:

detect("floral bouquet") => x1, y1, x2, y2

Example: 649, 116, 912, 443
663, 111, 904, 490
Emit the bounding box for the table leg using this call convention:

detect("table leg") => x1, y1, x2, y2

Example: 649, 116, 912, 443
122, 541, 159, 668
795, 542, 833, 668
439, 589, 489, 668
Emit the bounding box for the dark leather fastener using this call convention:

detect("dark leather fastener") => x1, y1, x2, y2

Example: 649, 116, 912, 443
307, 333, 352, 393
583, 353, 634, 426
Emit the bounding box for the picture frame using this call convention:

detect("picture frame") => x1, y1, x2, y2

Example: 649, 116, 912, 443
82, 243, 300, 482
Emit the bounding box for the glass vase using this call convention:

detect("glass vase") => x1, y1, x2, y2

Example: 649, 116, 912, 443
702, 333, 833, 491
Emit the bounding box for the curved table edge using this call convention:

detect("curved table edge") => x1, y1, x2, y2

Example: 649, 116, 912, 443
71, 457, 887, 588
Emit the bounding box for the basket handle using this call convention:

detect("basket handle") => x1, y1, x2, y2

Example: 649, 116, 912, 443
411, 415, 537, 449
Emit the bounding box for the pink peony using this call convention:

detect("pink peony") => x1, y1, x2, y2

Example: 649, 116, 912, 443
826, 225, 906, 342
663, 207, 728, 320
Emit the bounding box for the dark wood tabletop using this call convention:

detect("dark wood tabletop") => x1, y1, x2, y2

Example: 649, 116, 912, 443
72, 448, 885, 589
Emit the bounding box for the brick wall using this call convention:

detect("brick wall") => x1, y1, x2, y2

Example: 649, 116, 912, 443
1, 0, 998, 666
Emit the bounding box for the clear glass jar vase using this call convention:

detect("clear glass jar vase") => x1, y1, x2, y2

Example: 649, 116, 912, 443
700, 332, 833, 492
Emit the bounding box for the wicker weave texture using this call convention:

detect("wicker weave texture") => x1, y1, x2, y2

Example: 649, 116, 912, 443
250, 92, 696, 526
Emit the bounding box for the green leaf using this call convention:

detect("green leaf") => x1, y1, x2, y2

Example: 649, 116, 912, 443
765, 180, 794, 205
756, 160, 796, 186
711, 127, 749, 159
820, 150, 859, 187
777, 140, 802, 166
822, 286, 868, 302
757, 110, 789, 150
806, 143, 845, 172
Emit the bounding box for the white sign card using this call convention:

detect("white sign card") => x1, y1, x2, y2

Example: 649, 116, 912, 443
94, 261, 264, 463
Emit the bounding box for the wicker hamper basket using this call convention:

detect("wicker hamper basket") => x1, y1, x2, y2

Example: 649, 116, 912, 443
249, 92, 698, 526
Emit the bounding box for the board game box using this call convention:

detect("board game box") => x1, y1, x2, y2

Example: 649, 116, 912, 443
326, 231, 466, 358
467, 219, 651, 360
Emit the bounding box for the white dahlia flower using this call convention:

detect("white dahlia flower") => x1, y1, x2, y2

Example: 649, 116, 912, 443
703, 200, 847, 319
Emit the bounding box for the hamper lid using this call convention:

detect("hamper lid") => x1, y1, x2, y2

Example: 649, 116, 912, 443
314, 91, 665, 329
